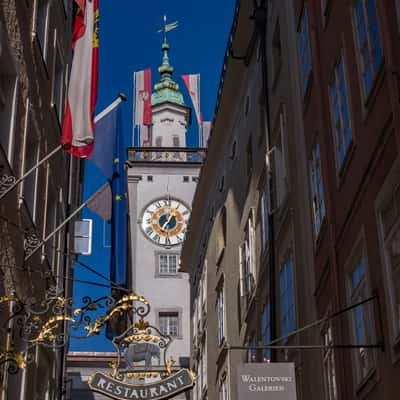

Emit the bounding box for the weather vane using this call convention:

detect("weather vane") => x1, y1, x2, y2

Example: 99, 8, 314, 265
157, 15, 179, 41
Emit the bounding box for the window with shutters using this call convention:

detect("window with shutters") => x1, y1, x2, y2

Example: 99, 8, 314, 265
379, 185, 400, 343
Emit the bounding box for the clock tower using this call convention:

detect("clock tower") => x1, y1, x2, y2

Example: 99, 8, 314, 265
126, 36, 203, 373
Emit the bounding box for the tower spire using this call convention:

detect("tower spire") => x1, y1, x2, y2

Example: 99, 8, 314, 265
152, 16, 184, 106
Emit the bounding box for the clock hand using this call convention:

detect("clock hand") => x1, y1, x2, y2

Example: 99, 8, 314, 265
161, 210, 176, 230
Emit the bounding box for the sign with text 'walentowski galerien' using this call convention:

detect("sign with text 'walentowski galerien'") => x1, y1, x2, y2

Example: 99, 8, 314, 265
237, 363, 297, 400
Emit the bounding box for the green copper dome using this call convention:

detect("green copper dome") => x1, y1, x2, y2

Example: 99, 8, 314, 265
151, 38, 185, 106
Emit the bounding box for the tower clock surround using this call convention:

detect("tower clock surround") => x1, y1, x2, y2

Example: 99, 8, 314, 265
140, 197, 191, 247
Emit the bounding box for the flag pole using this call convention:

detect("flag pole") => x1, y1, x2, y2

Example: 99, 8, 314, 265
24, 183, 109, 262
0, 94, 126, 203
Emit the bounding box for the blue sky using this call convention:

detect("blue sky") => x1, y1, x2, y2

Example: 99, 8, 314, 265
70, 0, 236, 352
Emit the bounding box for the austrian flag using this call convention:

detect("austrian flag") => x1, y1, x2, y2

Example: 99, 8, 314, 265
62, 0, 99, 158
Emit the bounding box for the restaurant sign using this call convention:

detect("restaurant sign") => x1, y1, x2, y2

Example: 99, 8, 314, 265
237, 363, 297, 400
89, 369, 195, 400
88, 314, 195, 400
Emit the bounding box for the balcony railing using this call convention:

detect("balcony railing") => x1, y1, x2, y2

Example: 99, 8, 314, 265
127, 147, 207, 164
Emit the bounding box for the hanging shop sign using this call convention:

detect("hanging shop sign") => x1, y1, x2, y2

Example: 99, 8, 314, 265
88, 316, 195, 400
237, 363, 297, 400
89, 368, 195, 400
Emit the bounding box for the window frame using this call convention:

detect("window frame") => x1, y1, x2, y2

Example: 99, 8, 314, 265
155, 252, 180, 277
216, 284, 225, 346
297, 6, 313, 96
328, 54, 353, 171
352, 0, 384, 99
379, 185, 400, 345
321, 318, 338, 400
309, 139, 326, 237
280, 253, 296, 339
261, 302, 271, 362
157, 310, 181, 338
345, 236, 377, 388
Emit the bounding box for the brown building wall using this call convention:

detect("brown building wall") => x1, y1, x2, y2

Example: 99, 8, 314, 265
295, 0, 400, 398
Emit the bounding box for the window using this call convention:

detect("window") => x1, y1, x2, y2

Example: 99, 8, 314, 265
297, 7, 312, 94
22, 115, 40, 221
217, 286, 225, 345
330, 57, 352, 168
159, 312, 179, 337
155, 136, 162, 147
322, 322, 338, 400
239, 211, 256, 300
0, 22, 18, 167
35, 0, 49, 59
310, 141, 326, 235
353, 0, 383, 96
219, 376, 228, 400
261, 303, 271, 362
52, 39, 66, 122
349, 256, 375, 384
183, 176, 189, 182
248, 335, 257, 362
172, 135, 180, 147
380, 186, 400, 341
280, 255, 295, 338
158, 254, 178, 275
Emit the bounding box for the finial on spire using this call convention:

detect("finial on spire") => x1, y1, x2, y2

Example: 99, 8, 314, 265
157, 15, 179, 43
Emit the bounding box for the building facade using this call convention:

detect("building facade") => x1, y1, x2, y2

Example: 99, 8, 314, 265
293, 0, 400, 398
181, 1, 323, 399
0, 1, 83, 399
182, 1, 400, 400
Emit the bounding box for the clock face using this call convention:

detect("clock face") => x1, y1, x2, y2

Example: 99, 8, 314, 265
141, 199, 190, 246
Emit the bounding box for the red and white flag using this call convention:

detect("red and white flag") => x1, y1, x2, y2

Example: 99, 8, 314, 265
134, 69, 152, 126
62, 0, 99, 158
134, 69, 152, 145
182, 74, 202, 126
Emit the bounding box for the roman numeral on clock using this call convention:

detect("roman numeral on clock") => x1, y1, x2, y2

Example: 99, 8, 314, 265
145, 226, 153, 236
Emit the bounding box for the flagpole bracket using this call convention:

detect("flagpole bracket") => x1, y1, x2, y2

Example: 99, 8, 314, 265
0, 174, 17, 197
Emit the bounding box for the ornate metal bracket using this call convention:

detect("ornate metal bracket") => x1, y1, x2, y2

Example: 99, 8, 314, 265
0, 174, 17, 197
